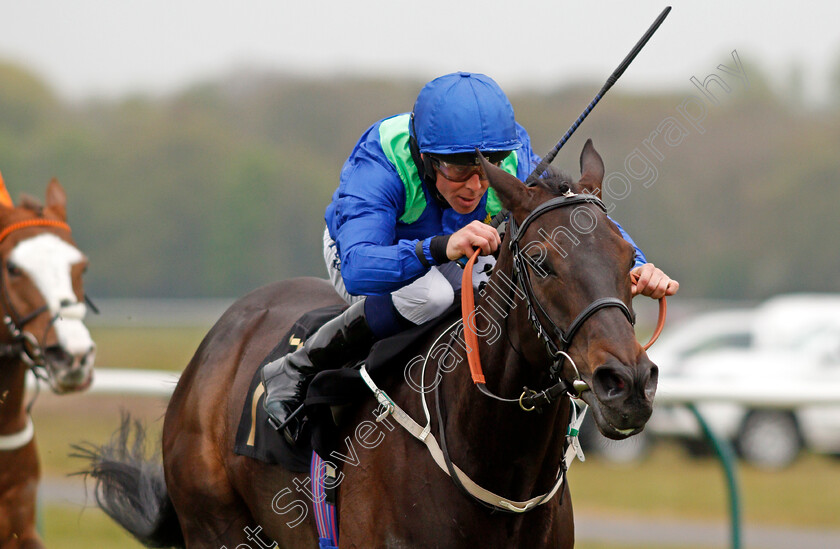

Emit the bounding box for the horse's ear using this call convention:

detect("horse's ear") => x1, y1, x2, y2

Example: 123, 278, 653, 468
577, 139, 605, 196
46, 178, 67, 220
478, 152, 531, 219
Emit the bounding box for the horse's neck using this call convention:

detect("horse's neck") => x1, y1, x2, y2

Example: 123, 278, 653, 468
436, 256, 571, 497
0, 356, 28, 435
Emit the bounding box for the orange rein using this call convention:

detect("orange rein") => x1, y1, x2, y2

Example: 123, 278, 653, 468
460, 249, 666, 385
460, 250, 486, 384
0, 219, 71, 245
632, 270, 667, 350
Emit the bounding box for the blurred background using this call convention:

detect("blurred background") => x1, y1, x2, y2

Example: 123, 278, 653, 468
2, 1, 839, 547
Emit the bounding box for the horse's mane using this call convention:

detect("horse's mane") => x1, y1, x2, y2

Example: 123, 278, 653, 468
532, 166, 574, 196
0, 194, 50, 227
18, 194, 44, 215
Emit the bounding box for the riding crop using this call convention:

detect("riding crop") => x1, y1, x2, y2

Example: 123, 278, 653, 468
523, 5, 672, 187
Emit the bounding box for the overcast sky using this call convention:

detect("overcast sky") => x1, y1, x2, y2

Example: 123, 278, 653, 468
2, 1, 838, 102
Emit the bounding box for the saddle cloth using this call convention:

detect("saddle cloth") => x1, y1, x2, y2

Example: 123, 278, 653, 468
233, 304, 346, 471
233, 301, 459, 471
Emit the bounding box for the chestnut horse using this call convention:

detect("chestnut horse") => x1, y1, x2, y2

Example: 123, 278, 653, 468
83, 140, 658, 548
0, 177, 96, 549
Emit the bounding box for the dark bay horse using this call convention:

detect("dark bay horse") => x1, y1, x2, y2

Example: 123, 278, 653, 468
0, 178, 96, 549
83, 140, 658, 548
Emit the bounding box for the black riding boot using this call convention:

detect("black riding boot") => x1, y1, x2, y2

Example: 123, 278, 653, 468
261, 299, 375, 442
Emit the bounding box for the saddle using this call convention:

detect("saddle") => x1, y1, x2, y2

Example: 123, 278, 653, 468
233, 301, 458, 472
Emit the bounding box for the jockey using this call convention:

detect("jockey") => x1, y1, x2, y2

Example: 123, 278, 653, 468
262, 71, 678, 441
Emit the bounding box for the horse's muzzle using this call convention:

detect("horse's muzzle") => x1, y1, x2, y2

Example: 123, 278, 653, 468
44, 344, 96, 393
583, 358, 658, 440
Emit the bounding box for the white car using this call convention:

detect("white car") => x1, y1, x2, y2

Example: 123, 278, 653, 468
646, 295, 840, 469
582, 308, 754, 463
584, 295, 840, 468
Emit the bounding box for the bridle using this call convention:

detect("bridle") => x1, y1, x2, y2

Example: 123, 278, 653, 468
511, 191, 635, 375
462, 190, 663, 410
0, 218, 89, 371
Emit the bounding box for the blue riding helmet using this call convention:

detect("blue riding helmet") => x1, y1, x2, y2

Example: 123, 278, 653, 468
410, 72, 522, 157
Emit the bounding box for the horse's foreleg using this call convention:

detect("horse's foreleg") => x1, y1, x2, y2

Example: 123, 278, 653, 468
0, 533, 43, 549
0, 474, 42, 549
0, 523, 43, 549
13, 535, 44, 549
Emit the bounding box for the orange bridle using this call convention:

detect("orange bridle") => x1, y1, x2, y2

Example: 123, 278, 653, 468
0, 219, 72, 245
0, 218, 74, 365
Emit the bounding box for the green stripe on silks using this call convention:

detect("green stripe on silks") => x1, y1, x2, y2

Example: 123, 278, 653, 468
378, 113, 517, 224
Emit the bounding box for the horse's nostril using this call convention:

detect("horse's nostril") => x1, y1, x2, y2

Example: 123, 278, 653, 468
593, 366, 631, 400
81, 347, 96, 369
643, 363, 659, 399
45, 346, 87, 371
614, 377, 626, 392
44, 345, 71, 364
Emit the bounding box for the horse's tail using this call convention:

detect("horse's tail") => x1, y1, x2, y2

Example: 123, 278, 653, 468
71, 414, 185, 548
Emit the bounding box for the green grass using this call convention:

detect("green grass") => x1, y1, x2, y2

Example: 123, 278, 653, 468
89, 326, 209, 371
33, 393, 167, 476
571, 444, 840, 529
43, 505, 146, 549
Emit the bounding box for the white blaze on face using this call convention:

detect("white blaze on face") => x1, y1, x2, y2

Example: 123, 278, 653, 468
9, 233, 94, 357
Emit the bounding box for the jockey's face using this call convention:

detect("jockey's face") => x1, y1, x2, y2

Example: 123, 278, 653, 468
425, 155, 490, 214
436, 170, 488, 214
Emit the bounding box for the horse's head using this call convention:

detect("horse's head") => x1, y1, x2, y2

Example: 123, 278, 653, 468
481, 140, 657, 440
0, 179, 95, 393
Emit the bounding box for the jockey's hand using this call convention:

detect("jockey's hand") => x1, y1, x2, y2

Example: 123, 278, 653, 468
446, 221, 501, 261
630, 263, 679, 299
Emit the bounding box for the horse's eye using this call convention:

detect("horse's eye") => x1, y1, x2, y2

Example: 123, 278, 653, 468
6, 261, 22, 277
527, 255, 554, 278
541, 260, 556, 276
